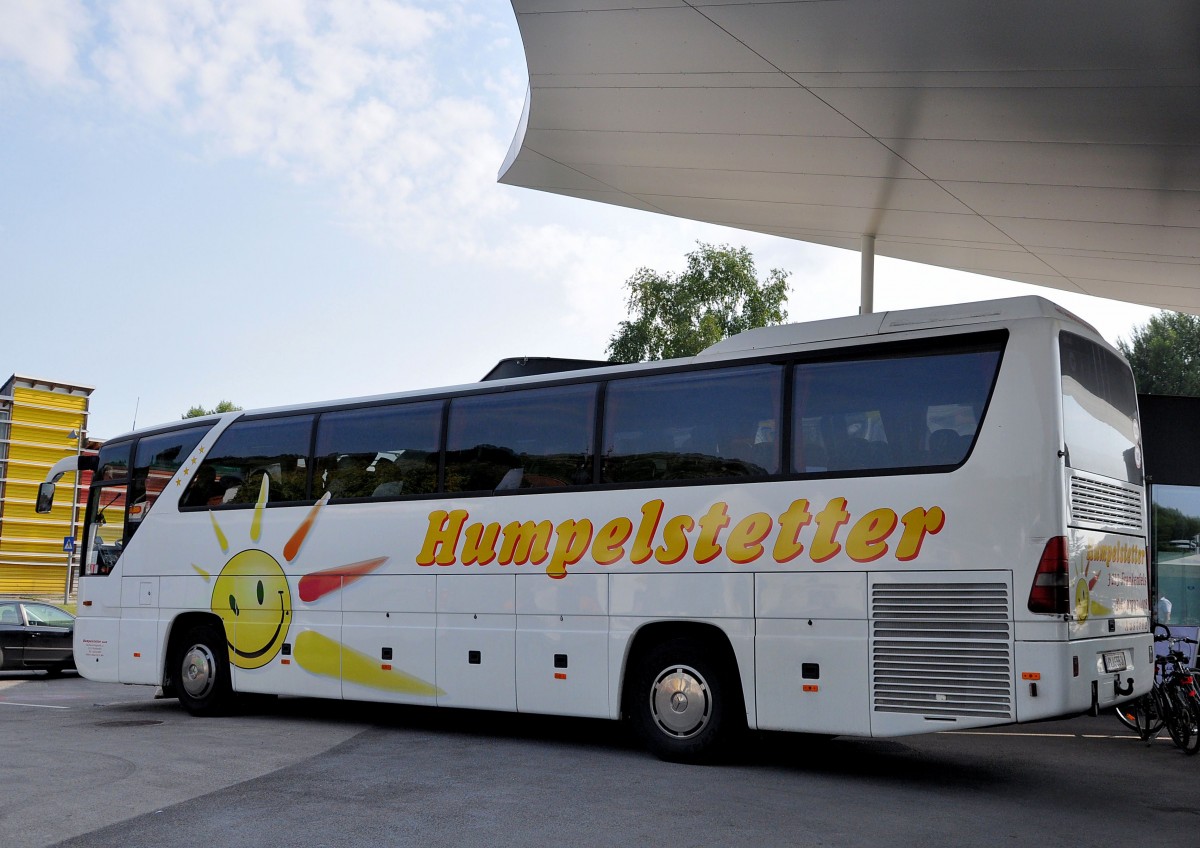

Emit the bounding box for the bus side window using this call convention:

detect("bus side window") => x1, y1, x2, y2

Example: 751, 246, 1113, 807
182, 415, 314, 507
603, 364, 782, 484
792, 345, 1002, 475
445, 384, 596, 493
313, 401, 442, 500
128, 425, 211, 534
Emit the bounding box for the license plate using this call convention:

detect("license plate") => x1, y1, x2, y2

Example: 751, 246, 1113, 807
1103, 651, 1127, 673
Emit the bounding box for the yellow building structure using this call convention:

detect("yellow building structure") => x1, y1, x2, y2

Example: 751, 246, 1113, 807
0, 375, 92, 596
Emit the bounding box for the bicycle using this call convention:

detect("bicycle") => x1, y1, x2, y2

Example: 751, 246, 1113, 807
1114, 624, 1200, 755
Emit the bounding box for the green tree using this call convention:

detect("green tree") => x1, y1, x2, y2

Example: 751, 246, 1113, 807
606, 242, 790, 363
1152, 504, 1200, 551
182, 400, 243, 419
1118, 312, 1200, 396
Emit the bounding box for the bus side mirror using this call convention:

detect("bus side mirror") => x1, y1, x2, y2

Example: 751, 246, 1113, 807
36, 482, 56, 514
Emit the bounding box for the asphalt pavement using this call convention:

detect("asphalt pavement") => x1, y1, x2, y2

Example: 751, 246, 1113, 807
2, 670, 1197, 848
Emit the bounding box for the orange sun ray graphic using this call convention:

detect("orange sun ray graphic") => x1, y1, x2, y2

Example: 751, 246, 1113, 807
204, 476, 442, 696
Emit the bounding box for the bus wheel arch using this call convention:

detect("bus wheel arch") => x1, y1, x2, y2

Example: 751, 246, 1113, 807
164, 613, 234, 716
621, 622, 747, 763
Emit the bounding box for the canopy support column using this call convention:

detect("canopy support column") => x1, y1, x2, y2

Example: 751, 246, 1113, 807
860, 234, 875, 315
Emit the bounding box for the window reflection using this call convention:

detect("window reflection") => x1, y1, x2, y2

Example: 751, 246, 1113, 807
793, 345, 1002, 475
1151, 484, 1200, 627
314, 402, 441, 500
603, 365, 781, 484
1060, 332, 1142, 485
183, 416, 313, 506
446, 385, 596, 492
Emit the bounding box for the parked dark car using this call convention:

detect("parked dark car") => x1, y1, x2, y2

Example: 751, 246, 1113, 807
0, 601, 76, 675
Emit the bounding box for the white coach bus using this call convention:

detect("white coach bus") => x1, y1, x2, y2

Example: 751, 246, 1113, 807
40, 296, 1151, 761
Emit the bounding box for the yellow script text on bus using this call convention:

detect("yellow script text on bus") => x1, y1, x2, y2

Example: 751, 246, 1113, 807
415, 497, 946, 578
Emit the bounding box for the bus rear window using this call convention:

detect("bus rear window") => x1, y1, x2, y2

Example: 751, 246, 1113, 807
1059, 332, 1142, 485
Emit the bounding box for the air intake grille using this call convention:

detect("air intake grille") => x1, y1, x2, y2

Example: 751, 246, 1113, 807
871, 582, 1013, 720
1070, 476, 1143, 533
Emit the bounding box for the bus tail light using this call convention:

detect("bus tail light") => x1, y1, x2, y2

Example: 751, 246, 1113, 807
1028, 536, 1069, 615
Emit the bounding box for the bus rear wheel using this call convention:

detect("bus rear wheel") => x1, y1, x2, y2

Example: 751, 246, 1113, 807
628, 636, 743, 763
174, 623, 234, 716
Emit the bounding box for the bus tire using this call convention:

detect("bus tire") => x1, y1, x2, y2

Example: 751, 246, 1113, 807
174, 623, 234, 716
628, 636, 743, 764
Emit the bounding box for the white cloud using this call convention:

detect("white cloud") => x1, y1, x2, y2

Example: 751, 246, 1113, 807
0, 0, 91, 87
76, 1, 538, 264
0, 1, 655, 344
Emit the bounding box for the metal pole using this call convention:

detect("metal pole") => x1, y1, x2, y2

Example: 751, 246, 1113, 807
860, 234, 875, 315
63, 429, 81, 604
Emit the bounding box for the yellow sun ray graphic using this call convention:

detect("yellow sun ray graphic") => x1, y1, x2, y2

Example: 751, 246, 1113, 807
294, 631, 441, 696
205, 477, 442, 695
250, 474, 268, 543
210, 512, 228, 554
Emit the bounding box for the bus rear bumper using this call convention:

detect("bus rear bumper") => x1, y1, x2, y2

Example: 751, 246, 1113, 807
1015, 634, 1153, 723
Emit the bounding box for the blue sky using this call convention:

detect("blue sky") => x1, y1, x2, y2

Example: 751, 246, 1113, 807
0, 1, 1159, 440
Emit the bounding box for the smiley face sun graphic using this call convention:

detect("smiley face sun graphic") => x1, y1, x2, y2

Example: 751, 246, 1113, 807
194, 474, 442, 697
212, 548, 292, 669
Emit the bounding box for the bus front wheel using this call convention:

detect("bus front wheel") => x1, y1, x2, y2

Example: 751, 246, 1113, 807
628, 636, 743, 763
174, 624, 233, 716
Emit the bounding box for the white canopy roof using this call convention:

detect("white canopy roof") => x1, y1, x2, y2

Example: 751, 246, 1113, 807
499, 1, 1200, 312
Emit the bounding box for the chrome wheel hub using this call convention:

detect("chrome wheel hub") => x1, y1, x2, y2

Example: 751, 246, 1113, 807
650, 664, 711, 739
181, 644, 216, 700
